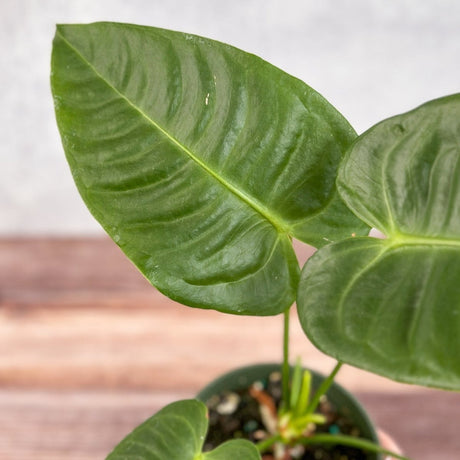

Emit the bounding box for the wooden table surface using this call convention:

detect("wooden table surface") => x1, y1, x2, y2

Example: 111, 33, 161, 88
0, 237, 458, 460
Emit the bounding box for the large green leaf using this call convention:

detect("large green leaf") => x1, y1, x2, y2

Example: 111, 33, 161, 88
106, 399, 261, 460
297, 94, 460, 389
51, 22, 367, 316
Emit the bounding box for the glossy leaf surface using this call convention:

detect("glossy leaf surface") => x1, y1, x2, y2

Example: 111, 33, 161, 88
51, 22, 367, 316
106, 400, 260, 460
298, 95, 460, 389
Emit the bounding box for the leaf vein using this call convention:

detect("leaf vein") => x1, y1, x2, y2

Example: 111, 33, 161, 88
57, 30, 290, 235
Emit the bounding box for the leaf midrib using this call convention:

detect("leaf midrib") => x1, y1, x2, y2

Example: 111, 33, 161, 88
57, 30, 290, 235
388, 233, 460, 248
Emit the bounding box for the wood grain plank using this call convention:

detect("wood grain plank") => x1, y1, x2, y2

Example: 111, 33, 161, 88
0, 390, 458, 460
1, 238, 458, 459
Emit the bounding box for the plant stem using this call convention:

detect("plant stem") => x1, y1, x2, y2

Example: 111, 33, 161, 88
256, 434, 282, 453
281, 307, 291, 410
297, 434, 411, 460
306, 361, 343, 414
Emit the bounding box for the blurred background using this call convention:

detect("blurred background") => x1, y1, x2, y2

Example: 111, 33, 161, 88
1, 1, 460, 459
2, 0, 460, 235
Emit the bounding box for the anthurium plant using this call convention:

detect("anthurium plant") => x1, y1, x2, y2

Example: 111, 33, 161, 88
51, 22, 459, 460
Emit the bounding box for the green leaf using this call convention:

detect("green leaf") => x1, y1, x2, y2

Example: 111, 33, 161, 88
106, 400, 207, 460
203, 440, 261, 460
289, 358, 303, 411
297, 95, 460, 390
51, 22, 367, 316
295, 370, 312, 416
106, 400, 260, 460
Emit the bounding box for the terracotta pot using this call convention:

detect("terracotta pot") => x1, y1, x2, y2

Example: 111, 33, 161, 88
377, 429, 403, 459
197, 363, 402, 460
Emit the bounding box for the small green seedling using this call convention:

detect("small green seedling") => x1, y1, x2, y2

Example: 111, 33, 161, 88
279, 363, 327, 442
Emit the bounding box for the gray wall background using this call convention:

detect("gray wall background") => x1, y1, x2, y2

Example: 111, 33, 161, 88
2, 0, 459, 235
